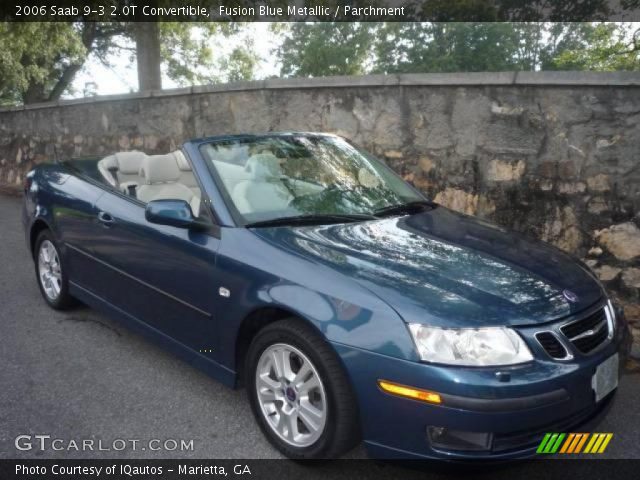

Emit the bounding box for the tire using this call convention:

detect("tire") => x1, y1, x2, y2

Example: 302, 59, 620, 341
34, 230, 76, 310
245, 318, 360, 459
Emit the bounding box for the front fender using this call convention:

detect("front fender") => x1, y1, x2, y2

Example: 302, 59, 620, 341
215, 228, 420, 372
257, 281, 418, 360
23, 169, 58, 254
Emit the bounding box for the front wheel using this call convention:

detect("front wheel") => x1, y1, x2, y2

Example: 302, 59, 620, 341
34, 230, 76, 310
245, 319, 360, 459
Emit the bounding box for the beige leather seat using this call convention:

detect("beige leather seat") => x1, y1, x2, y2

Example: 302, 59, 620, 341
98, 151, 147, 191
173, 150, 201, 196
232, 153, 293, 214
213, 159, 251, 193
138, 154, 200, 216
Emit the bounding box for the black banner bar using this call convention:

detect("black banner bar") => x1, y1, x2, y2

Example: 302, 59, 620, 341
3, 459, 640, 480
3, 0, 640, 22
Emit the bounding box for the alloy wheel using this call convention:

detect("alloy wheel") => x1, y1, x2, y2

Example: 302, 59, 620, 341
38, 240, 62, 301
255, 343, 328, 448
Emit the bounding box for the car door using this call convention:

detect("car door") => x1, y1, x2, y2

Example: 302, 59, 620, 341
90, 191, 221, 352
46, 169, 107, 294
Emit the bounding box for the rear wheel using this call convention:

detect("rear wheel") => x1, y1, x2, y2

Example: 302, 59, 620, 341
34, 230, 75, 310
245, 318, 360, 459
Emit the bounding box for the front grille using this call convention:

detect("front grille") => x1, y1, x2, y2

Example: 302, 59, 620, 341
536, 332, 568, 359
560, 308, 610, 354
573, 323, 609, 353
561, 308, 606, 339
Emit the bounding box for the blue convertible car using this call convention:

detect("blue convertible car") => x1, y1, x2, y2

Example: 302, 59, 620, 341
23, 132, 630, 460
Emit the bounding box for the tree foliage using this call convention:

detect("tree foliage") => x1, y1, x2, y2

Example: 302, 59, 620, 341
276, 22, 639, 77
159, 23, 241, 86
0, 22, 255, 105
218, 44, 260, 82
545, 23, 640, 71
0, 22, 127, 105
2, 17, 638, 107
373, 23, 526, 73
278, 23, 377, 77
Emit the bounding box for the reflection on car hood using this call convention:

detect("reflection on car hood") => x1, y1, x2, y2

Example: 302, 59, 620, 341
253, 207, 604, 327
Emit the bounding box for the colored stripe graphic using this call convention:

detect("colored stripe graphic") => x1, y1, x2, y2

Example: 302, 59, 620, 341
585, 433, 614, 454
584, 433, 599, 453
550, 433, 565, 453
544, 433, 559, 453
597, 434, 613, 453
537, 433, 565, 454
537, 433, 613, 454
568, 433, 586, 453
559, 433, 575, 453
537, 433, 552, 453
574, 433, 589, 453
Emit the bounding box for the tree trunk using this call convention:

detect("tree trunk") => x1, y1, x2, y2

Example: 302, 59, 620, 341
22, 83, 48, 104
135, 22, 162, 91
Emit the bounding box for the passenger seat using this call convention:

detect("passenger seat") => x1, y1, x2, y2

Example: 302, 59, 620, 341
232, 153, 293, 214
137, 154, 201, 217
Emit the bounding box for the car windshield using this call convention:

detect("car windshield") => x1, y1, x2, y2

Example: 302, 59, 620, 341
199, 134, 425, 225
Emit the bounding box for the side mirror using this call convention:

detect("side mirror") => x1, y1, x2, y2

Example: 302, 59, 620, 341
145, 199, 203, 229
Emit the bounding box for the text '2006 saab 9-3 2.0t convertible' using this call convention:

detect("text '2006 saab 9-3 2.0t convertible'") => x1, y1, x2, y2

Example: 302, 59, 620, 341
23, 132, 630, 460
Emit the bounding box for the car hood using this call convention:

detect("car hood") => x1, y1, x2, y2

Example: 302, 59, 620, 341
252, 207, 604, 328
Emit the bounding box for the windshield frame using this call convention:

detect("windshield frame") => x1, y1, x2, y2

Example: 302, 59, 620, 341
197, 133, 427, 227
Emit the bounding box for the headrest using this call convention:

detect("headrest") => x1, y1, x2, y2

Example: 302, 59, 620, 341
245, 153, 282, 181
216, 145, 249, 164
99, 155, 118, 170
358, 167, 381, 188
140, 154, 181, 184
97, 155, 119, 186
173, 150, 191, 171
114, 151, 146, 174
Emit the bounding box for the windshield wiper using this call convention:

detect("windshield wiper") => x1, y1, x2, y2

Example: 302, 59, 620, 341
373, 200, 436, 218
245, 213, 377, 228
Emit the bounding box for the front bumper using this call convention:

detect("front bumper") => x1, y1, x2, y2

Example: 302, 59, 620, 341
333, 310, 630, 460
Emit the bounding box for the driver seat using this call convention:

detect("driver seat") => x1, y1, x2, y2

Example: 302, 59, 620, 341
137, 154, 200, 216
232, 153, 293, 214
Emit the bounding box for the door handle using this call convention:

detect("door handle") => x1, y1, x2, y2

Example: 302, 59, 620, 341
97, 211, 115, 227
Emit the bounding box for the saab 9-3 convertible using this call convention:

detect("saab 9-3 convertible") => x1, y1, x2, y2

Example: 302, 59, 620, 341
23, 132, 630, 460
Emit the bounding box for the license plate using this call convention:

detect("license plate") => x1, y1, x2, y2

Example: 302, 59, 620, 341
592, 353, 619, 402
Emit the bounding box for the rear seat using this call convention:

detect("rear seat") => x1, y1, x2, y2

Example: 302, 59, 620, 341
98, 150, 200, 208
98, 151, 147, 193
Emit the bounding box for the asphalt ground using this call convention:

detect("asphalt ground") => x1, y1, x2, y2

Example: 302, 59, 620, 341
1, 194, 638, 467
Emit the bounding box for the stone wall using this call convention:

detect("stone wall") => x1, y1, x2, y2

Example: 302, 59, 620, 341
1, 72, 639, 353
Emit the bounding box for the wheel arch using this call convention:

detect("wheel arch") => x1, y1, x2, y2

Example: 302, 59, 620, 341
233, 305, 329, 387
30, 218, 52, 258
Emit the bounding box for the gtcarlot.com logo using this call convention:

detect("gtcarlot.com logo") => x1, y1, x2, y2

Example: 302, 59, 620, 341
537, 433, 613, 454
15, 434, 194, 452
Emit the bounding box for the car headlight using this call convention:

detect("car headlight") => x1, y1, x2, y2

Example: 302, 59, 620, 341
407, 324, 533, 366
606, 299, 617, 334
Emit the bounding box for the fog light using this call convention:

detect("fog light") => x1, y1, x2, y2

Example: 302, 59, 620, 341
428, 426, 492, 452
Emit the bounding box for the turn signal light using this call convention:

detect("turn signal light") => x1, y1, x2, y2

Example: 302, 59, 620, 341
378, 380, 442, 404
